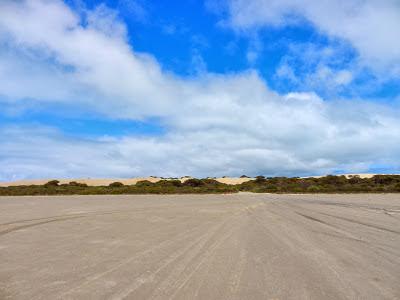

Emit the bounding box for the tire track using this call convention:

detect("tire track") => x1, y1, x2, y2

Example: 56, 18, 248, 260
111, 212, 244, 300
150, 220, 240, 300
319, 212, 400, 235
0, 215, 86, 236
57, 221, 210, 299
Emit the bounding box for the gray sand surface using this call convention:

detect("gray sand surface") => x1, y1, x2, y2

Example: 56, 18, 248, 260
0, 193, 399, 299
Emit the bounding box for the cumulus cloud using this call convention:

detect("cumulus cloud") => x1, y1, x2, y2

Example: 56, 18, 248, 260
276, 62, 354, 92
273, 42, 379, 97
223, 0, 400, 73
0, 0, 399, 180
0, 0, 181, 118
1, 94, 400, 180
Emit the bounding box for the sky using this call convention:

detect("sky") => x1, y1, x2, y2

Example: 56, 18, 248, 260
0, 0, 399, 181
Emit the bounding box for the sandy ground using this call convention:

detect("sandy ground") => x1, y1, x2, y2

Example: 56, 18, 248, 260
0, 177, 253, 187
0, 194, 399, 300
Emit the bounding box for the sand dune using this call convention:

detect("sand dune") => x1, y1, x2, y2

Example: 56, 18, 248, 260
213, 177, 254, 184
0, 177, 159, 187
1, 174, 397, 187
0, 177, 254, 187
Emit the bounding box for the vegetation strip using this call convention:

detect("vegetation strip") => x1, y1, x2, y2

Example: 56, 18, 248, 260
1, 175, 400, 195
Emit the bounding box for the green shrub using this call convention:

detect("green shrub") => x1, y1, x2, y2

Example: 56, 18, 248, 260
44, 180, 60, 187
135, 180, 154, 187
307, 185, 321, 193
264, 185, 278, 192
200, 179, 220, 185
254, 176, 266, 183
348, 175, 362, 184
183, 178, 205, 187
169, 180, 183, 187
1, 175, 400, 195
68, 181, 88, 187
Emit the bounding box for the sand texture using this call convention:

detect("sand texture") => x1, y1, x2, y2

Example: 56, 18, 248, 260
0, 193, 399, 299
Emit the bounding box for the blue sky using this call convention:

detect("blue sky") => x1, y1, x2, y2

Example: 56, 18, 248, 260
0, 0, 399, 180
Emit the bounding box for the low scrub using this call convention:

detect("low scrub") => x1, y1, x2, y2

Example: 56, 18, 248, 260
239, 175, 400, 193
0, 178, 237, 195
1, 175, 399, 195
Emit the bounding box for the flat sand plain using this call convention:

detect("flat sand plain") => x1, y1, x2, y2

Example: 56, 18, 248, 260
0, 194, 399, 299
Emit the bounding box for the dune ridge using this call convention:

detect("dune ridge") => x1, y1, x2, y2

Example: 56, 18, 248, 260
0, 177, 254, 187
1, 173, 398, 187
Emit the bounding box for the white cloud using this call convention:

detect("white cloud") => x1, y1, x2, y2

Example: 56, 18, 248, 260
334, 70, 353, 86
273, 43, 358, 94
0, 0, 181, 118
223, 0, 400, 73
1, 95, 400, 180
277, 62, 355, 90
306, 66, 354, 90
86, 4, 127, 39
117, 0, 148, 23
0, 0, 399, 180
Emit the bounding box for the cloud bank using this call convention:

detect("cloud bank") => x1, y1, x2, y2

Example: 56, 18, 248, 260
223, 0, 400, 73
0, 0, 399, 180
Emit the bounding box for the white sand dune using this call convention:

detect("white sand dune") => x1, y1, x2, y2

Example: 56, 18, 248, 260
0, 177, 160, 187
213, 177, 254, 184
0, 177, 254, 187
1, 174, 397, 187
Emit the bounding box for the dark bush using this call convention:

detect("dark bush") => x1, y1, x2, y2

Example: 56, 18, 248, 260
135, 180, 154, 187
373, 175, 399, 185
169, 180, 183, 187
307, 185, 321, 193
156, 180, 174, 186
348, 175, 362, 184
183, 178, 205, 187
320, 175, 347, 185
255, 176, 266, 183
109, 182, 124, 188
44, 180, 60, 187
201, 179, 220, 185
68, 181, 88, 187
